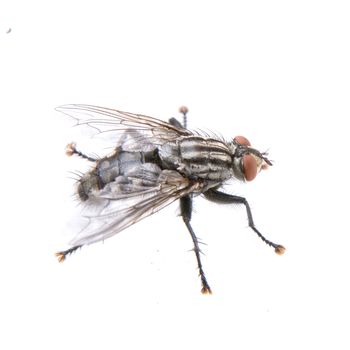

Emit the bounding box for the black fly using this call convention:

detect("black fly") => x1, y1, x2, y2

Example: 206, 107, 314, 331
56, 105, 285, 294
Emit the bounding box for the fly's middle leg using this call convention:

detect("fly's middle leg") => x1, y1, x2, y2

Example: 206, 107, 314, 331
169, 107, 211, 293
204, 189, 285, 255
169, 105, 189, 129
180, 195, 212, 294
65, 142, 98, 162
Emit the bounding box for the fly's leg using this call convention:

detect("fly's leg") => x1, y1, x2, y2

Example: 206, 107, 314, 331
65, 142, 98, 162
179, 106, 188, 128
169, 108, 211, 293
180, 195, 212, 294
169, 106, 189, 129
55, 245, 82, 263
204, 189, 286, 255
58, 144, 93, 261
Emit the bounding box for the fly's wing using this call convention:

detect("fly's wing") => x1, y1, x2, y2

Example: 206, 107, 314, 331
56, 104, 192, 152
69, 165, 203, 247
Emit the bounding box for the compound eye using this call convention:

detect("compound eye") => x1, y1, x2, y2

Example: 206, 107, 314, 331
242, 154, 257, 181
234, 135, 251, 146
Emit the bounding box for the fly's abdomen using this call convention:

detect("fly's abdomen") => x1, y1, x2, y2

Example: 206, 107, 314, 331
159, 136, 233, 181
77, 150, 152, 201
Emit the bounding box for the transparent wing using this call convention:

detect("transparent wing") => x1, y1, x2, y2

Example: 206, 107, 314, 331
57, 104, 192, 152
69, 166, 203, 247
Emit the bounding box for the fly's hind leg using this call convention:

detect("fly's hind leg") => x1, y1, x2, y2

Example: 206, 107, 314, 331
204, 188, 285, 255
55, 245, 82, 263
65, 142, 98, 162
180, 195, 212, 294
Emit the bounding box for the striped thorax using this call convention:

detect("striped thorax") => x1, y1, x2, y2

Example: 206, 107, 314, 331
159, 136, 233, 182
158, 135, 271, 183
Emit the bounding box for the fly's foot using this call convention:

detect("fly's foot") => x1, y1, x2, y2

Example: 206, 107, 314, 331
65, 142, 77, 156
179, 106, 189, 115
274, 245, 286, 255
201, 281, 212, 295
55, 245, 82, 262
55, 252, 66, 263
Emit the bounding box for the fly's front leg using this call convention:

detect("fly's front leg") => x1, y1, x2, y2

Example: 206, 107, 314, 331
65, 142, 98, 162
204, 189, 285, 255
179, 195, 212, 294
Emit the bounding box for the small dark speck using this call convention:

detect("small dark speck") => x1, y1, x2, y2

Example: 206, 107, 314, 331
6, 28, 11, 34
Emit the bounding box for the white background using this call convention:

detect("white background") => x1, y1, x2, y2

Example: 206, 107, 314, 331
1, 1, 350, 349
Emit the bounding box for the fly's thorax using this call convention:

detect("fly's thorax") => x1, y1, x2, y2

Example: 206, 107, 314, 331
159, 136, 234, 181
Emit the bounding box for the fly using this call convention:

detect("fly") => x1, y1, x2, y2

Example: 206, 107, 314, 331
56, 104, 285, 294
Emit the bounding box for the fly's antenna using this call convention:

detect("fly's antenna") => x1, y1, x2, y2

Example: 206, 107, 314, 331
179, 106, 189, 129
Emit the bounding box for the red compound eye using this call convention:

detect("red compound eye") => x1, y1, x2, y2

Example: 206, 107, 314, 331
242, 154, 257, 181
234, 135, 251, 146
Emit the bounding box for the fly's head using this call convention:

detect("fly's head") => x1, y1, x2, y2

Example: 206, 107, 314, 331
231, 136, 272, 182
